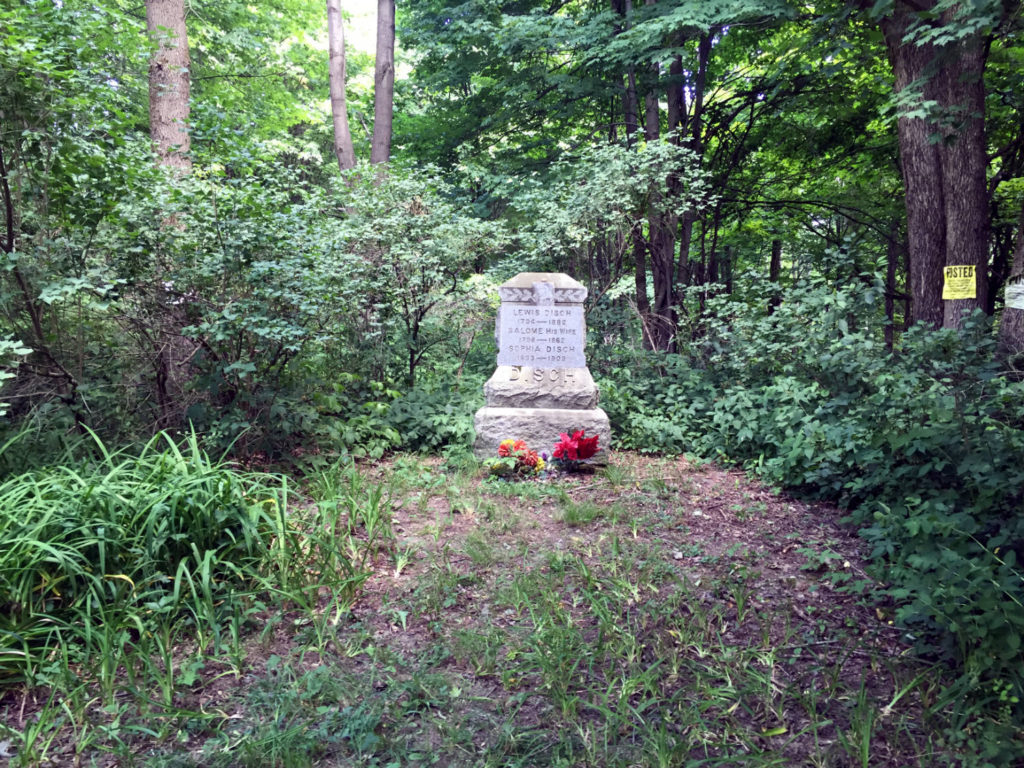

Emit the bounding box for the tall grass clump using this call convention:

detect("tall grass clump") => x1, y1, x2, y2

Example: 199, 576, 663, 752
0, 429, 378, 696
0, 430, 385, 762
0, 431, 283, 685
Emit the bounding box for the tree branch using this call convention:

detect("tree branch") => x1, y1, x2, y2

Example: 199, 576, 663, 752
192, 71, 287, 81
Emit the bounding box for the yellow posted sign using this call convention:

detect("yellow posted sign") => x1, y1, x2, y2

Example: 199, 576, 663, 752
942, 265, 976, 300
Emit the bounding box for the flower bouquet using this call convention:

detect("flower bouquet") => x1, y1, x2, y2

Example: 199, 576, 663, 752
490, 439, 546, 478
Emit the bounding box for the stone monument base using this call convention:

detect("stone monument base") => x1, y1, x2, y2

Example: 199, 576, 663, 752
473, 406, 610, 465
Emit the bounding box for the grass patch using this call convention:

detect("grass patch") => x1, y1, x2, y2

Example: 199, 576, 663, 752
0, 451, 1001, 766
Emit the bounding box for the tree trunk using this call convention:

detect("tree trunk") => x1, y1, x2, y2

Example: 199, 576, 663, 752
939, 23, 989, 328
640, 0, 678, 352
723, 245, 733, 294
998, 200, 1024, 367
769, 238, 782, 313
885, 222, 899, 351
666, 51, 684, 142
707, 205, 721, 285
370, 0, 395, 164
613, 0, 649, 344
145, 0, 196, 429
632, 223, 653, 349
881, 1, 991, 329
883, 8, 943, 328
146, 0, 191, 172
327, 0, 356, 171
675, 32, 711, 307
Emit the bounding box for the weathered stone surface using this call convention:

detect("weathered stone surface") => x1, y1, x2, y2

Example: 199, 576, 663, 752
484, 366, 599, 410
496, 272, 588, 304
473, 406, 610, 465
497, 304, 586, 368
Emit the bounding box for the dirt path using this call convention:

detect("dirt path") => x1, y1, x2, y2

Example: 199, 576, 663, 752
280, 452, 938, 767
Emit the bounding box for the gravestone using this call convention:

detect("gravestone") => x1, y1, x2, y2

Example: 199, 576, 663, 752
473, 272, 610, 463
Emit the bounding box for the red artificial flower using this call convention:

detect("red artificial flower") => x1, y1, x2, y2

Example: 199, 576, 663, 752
553, 432, 578, 461
577, 432, 599, 459
553, 430, 599, 461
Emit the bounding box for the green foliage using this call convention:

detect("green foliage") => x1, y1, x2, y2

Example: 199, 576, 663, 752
605, 274, 1024, 738
0, 430, 280, 684
333, 164, 509, 386
504, 137, 714, 272
0, 337, 30, 418
386, 377, 484, 452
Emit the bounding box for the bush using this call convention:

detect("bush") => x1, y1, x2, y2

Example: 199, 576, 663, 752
605, 275, 1024, 740
385, 378, 484, 452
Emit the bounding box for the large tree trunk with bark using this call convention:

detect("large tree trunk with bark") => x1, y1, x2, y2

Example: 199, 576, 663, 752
939, 25, 990, 328
371, 0, 395, 164
146, 0, 191, 172
881, 1, 990, 329
327, 0, 356, 171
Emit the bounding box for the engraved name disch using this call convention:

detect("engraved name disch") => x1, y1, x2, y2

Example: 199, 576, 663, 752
497, 305, 586, 368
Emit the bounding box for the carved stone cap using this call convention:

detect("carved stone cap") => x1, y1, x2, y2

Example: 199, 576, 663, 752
498, 272, 588, 305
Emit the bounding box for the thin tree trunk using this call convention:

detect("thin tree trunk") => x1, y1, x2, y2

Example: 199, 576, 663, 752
707, 205, 721, 285
145, 0, 196, 429
676, 211, 694, 286
885, 222, 899, 351
675, 32, 711, 306
691, 33, 712, 150
769, 238, 782, 313
998, 200, 1024, 366
611, 0, 640, 141
327, 0, 356, 171
723, 245, 733, 294
370, 0, 395, 164
632, 223, 652, 349
146, 0, 191, 172
666, 50, 684, 143
641, 0, 678, 352
613, 0, 649, 345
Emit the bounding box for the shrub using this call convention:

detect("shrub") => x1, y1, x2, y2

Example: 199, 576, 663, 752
385, 378, 484, 452
606, 275, 1024, 738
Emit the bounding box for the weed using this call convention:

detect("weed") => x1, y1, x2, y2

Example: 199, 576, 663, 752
599, 462, 632, 488
464, 529, 498, 567
558, 498, 604, 527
